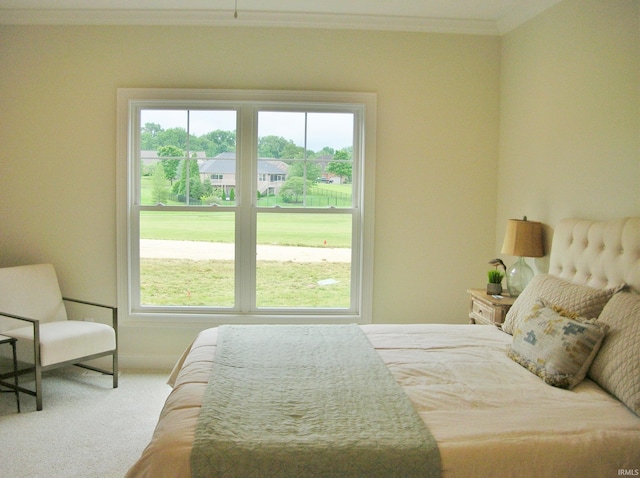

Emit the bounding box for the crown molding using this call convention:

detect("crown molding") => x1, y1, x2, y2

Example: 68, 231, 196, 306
1, 3, 562, 35
0, 8, 500, 35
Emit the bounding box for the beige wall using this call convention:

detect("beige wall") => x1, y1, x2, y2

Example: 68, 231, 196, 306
2, 0, 636, 368
497, 0, 640, 270
0, 25, 500, 366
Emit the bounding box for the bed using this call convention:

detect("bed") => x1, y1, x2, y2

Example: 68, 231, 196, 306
126, 217, 640, 477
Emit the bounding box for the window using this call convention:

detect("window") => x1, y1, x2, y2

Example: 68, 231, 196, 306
117, 89, 376, 324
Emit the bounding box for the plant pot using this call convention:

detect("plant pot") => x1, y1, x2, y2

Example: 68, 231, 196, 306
486, 283, 502, 295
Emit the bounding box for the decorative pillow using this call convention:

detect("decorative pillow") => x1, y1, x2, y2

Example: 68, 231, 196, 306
588, 291, 640, 416
507, 301, 608, 389
502, 274, 617, 335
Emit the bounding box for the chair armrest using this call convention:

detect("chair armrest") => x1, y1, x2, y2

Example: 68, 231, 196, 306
62, 297, 116, 312
0, 310, 41, 367
0, 310, 39, 326
62, 297, 118, 333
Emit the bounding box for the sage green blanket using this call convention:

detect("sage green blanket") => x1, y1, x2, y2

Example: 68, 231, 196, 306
191, 324, 441, 478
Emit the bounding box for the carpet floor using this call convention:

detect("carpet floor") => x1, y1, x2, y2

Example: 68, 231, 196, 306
0, 367, 172, 477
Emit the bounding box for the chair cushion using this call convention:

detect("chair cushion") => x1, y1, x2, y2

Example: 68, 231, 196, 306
0, 264, 67, 332
7, 321, 116, 367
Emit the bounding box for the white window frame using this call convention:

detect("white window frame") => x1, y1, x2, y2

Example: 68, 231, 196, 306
116, 88, 376, 325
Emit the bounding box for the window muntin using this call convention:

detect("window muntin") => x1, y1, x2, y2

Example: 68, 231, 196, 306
117, 89, 375, 323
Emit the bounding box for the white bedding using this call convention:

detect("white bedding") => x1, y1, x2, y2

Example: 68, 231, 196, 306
126, 323, 640, 478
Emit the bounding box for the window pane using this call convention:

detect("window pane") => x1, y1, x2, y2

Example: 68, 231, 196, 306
139, 109, 237, 206
121, 89, 373, 321
255, 213, 352, 308
139, 211, 235, 307
257, 111, 354, 208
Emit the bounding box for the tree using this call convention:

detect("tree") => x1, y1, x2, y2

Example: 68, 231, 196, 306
317, 146, 335, 156
326, 148, 352, 183
157, 145, 183, 185
333, 148, 351, 160
172, 159, 203, 203
258, 135, 296, 158
157, 127, 188, 150
288, 160, 321, 182
201, 178, 214, 199
151, 163, 170, 204
201, 130, 236, 157
141, 122, 163, 150
280, 142, 306, 159
279, 177, 312, 203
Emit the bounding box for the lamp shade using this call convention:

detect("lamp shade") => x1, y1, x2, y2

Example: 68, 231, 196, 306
501, 219, 543, 258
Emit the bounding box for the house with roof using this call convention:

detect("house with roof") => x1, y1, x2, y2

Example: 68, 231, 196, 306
199, 152, 288, 195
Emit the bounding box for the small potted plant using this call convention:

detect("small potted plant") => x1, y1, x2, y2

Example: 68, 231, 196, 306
487, 269, 504, 295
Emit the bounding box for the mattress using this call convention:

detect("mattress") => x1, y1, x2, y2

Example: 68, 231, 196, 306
126, 323, 640, 477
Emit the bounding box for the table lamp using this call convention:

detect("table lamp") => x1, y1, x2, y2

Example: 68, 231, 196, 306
501, 217, 543, 297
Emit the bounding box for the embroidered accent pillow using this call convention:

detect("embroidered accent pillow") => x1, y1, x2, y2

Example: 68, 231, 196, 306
507, 301, 608, 389
588, 291, 640, 416
502, 274, 617, 335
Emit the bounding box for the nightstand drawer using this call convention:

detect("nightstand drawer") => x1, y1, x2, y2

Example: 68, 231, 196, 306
467, 288, 515, 327
471, 300, 496, 324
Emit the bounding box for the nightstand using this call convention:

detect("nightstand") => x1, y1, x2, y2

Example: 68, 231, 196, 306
467, 288, 516, 327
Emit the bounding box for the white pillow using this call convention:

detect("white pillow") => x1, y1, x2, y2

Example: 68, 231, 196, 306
588, 291, 640, 416
502, 274, 617, 335
507, 301, 608, 389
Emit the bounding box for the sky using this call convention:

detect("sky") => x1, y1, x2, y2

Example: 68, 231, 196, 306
140, 109, 354, 151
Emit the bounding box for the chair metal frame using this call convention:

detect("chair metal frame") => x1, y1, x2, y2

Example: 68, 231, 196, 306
0, 334, 20, 412
0, 297, 117, 411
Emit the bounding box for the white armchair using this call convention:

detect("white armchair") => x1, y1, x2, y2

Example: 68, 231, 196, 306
0, 264, 117, 411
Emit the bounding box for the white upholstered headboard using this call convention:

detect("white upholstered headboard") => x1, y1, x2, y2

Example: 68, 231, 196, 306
549, 217, 640, 293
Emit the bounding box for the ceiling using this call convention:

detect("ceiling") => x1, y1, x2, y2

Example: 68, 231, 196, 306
0, 0, 563, 35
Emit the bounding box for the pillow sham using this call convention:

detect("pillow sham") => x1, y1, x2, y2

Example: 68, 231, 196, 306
502, 274, 617, 335
507, 301, 608, 389
588, 291, 640, 416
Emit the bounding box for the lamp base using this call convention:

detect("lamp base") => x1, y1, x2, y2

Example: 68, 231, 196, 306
506, 257, 534, 297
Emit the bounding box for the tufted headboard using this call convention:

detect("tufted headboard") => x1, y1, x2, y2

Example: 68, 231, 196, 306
549, 217, 640, 293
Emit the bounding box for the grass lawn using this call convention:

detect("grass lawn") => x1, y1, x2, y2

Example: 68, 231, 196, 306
139, 178, 353, 307
141, 211, 352, 248
141, 258, 351, 307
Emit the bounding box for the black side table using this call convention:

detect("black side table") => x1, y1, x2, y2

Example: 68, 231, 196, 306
0, 335, 20, 412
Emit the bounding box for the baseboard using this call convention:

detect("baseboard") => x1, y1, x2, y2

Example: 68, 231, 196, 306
119, 353, 181, 370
